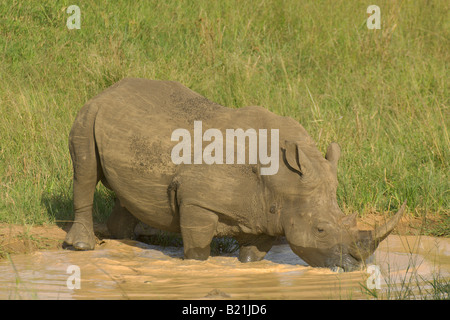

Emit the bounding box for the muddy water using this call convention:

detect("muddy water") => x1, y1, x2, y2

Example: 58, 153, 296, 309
0, 235, 448, 300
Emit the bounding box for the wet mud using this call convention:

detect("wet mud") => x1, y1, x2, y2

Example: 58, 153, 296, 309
0, 235, 448, 299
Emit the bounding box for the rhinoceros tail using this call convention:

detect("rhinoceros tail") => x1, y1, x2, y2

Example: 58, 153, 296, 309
167, 177, 180, 216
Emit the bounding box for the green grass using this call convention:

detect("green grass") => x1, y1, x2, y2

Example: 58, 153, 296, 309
0, 0, 448, 229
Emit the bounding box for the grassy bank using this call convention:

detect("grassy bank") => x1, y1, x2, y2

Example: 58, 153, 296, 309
0, 1, 448, 231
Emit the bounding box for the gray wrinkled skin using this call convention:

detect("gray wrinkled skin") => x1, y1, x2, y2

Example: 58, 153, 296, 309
65, 78, 405, 272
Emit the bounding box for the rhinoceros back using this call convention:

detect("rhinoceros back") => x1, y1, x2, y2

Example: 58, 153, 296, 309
91, 78, 227, 231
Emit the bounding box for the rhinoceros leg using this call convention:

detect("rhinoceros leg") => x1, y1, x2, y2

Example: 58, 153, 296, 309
106, 198, 140, 239
237, 234, 275, 262
64, 103, 99, 250
180, 205, 218, 260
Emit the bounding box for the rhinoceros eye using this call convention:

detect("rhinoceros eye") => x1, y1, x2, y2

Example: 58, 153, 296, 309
315, 223, 328, 236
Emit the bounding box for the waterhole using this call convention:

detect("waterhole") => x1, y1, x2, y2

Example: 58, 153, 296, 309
1, 235, 448, 299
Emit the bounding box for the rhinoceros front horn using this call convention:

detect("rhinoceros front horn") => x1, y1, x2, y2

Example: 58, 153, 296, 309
351, 200, 407, 260
373, 200, 407, 243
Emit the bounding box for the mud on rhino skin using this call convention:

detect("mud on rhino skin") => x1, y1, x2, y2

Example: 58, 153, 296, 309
64, 78, 406, 272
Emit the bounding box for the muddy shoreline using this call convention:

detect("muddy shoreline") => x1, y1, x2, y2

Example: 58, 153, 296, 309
1, 233, 449, 300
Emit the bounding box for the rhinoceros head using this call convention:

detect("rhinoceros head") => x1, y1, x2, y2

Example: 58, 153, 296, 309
277, 141, 405, 272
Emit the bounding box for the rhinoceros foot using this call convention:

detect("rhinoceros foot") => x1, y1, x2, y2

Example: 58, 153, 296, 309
64, 222, 96, 251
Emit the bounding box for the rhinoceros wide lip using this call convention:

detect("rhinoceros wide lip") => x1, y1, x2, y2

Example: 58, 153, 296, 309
331, 252, 362, 272
289, 243, 362, 272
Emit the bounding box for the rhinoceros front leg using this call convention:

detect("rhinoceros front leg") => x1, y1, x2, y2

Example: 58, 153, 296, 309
237, 234, 275, 262
106, 198, 139, 239
180, 205, 218, 260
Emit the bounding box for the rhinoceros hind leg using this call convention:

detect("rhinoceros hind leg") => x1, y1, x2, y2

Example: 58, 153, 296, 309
237, 234, 275, 262
106, 198, 140, 239
180, 205, 218, 260
64, 103, 100, 251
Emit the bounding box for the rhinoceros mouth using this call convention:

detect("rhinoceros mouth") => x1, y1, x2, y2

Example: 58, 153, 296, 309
323, 246, 363, 272
330, 253, 363, 272
289, 243, 363, 272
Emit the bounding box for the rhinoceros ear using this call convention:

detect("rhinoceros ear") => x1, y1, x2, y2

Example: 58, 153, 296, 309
325, 142, 341, 169
284, 140, 314, 177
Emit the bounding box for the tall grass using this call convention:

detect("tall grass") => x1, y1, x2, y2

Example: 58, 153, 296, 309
360, 257, 450, 300
0, 0, 448, 225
